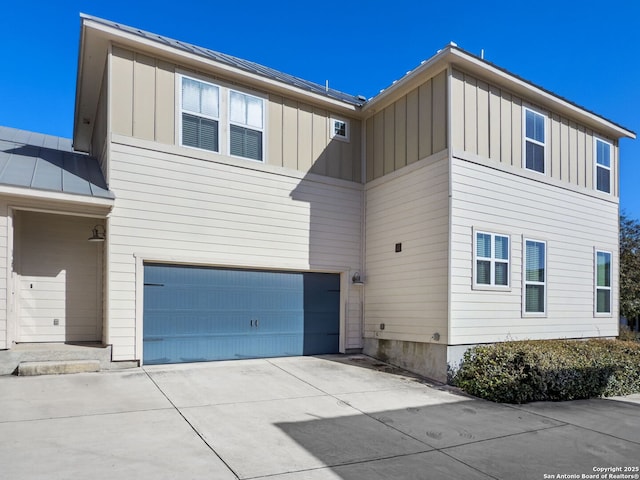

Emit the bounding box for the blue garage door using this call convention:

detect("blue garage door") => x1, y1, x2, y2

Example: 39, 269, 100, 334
143, 264, 340, 365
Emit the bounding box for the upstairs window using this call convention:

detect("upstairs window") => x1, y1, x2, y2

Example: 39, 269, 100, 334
330, 118, 350, 142
595, 138, 612, 194
524, 239, 546, 315
180, 76, 219, 152
229, 90, 264, 161
595, 250, 612, 314
474, 231, 510, 288
523, 108, 546, 174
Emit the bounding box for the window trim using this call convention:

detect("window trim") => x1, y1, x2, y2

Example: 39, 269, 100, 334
522, 237, 547, 317
472, 228, 511, 291
522, 106, 547, 175
176, 72, 268, 162
594, 137, 613, 194
227, 88, 266, 163
177, 73, 221, 154
594, 249, 613, 317
329, 117, 350, 142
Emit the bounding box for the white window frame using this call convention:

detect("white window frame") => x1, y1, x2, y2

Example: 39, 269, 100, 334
227, 88, 266, 163
176, 73, 267, 163
329, 117, 350, 142
177, 73, 221, 154
594, 137, 613, 194
472, 229, 511, 291
594, 249, 612, 316
523, 238, 547, 317
522, 106, 547, 175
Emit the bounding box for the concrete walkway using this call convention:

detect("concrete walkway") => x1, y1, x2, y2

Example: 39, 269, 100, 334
1, 355, 638, 479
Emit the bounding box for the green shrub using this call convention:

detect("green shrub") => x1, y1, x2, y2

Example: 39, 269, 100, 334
619, 325, 640, 342
453, 339, 640, 403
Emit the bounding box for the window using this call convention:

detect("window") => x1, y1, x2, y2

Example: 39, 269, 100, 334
178, 74, 266, 162
595, 250, 612, 314
180, 76, 219, 152
474, 231, 510, 288
523, 108, 546, 174
524, 239, 546, 314
330, 118, 350, 142
595, 138, 612, 194
229, 90, 264, 161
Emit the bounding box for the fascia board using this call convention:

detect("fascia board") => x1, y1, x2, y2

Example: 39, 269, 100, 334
448, 48, 635, 140
0, 185, 115, 208
81, 18, 359, 115
361, 47, 451, 116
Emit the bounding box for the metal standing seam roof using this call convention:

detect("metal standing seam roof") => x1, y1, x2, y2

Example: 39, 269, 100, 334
82, 14, 366, 107
0, 126, 113, 199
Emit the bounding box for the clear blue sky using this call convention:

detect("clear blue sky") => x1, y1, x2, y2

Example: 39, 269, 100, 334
1, 1, 638, 217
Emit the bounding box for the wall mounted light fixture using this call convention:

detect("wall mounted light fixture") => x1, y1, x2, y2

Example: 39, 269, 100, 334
351, 272, 364, 286
88, 224, 106, 242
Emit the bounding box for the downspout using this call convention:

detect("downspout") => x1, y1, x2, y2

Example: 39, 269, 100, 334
359, 114, 367, 350
446, 63, 454, 361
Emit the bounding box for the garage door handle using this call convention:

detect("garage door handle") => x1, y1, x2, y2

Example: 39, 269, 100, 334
250, 319, 259, 327
144, 283, 165, 287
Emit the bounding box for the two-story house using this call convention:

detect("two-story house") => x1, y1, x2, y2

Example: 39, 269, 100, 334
0, 14, 634, 381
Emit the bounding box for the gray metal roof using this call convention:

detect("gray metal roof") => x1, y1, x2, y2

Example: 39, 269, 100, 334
82, 14, 366, 107
0, 126, 113, 199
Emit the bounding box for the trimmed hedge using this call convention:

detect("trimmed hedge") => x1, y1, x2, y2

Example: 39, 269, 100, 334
453, 339, 640, 404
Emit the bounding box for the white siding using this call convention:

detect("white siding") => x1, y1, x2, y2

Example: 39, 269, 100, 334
450, 156, 619, 344
107, 137, 363, 360
364, 152, 449, 343
0, 203, 7, 348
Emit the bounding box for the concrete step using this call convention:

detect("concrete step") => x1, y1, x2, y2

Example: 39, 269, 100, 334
0, 343, 115, 375
18, 360, 101, 376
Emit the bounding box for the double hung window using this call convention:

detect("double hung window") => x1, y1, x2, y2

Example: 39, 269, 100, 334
229, 91, 264, 161
180, 77, 220, 152
595, 250, 612, 314
474, 231, 510, 288
595, 138, 612, 194
179, 75, 265, 162
524, 108, 546, 174
524, 239, 546, 314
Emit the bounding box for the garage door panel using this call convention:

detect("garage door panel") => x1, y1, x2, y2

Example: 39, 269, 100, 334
143, 265, 339, 365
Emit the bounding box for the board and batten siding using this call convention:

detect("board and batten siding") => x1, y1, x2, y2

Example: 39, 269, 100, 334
364, 152, 449, 343
91, 63, 109, 177
449, 157, 619, 344
109, 46, 361, 183
450, 69, 619, 196
364, 70, 447, 182
106, 137, 363, 360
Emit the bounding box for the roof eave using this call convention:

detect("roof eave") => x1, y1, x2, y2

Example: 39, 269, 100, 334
448, 47, 635, 140
363, 45, 635, 140
73, 14, 360, 151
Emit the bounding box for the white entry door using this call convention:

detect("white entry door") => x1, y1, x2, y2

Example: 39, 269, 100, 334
16, 211, 103, 342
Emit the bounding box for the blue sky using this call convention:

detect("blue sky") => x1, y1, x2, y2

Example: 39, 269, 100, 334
1, 1, 638, 217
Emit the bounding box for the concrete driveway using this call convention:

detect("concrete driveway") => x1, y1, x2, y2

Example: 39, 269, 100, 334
1, 355, 638, 479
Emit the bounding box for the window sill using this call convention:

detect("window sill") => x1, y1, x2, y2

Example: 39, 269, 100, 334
472, 284, 512, 292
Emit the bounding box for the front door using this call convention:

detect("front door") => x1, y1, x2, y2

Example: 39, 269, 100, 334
15, 211, 103, 342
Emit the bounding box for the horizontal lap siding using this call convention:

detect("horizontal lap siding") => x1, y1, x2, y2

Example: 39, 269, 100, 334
450, 157, 619, 344
110, 46, 361, 183
108, 141, 363, 359
451, 69, 618, 196
364, 155, 449, 343
0, 203, 6, 348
